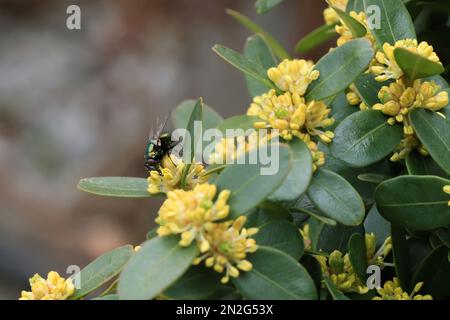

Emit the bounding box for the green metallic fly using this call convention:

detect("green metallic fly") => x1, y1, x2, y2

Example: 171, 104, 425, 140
144, 115, 178, 173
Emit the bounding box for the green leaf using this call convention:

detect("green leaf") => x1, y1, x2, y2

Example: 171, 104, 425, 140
255, 0, 285, 14
376, 176, 450, 231
295, 24, 337, 54
217, 115, 260, 133
213, 44, 279, 92
71, 245, 133, 300
436, 228, 450, 248
364, 205, 390, 248
253, 221, 304, 260
118, 236, 199, 300
245, 201, 293, 228
346, 0, 365, 12
232, 247, 317, 299
394, 48, 445, 81
331, 110, 403, 167
306, 39, 374, 101
323, 276, 351, 300
307, 169, 365, 226
317, 224, 365, 254
171, 99, 223, 131
180, 98, 203, 187
362, 0, 416, 47
244, 34, 278, 97
226, 9, 290, 60
405, 151, 448, 177
77, 177, 150, 198
329, 92, 358, 129
409, 109, 450, 175
348, 233, 368, 282
215, 144, 292, 219
357, 173, 391, 184
333, 7, 367, 38
391, 225, 412, 290
411, 245, 450, 299
164, 266, 220, 300
353, 73, 390, 108
269, 138, 313, 203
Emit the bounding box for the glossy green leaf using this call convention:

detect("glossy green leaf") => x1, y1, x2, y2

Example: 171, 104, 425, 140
333, 7, 367, 38
353, 73, 390, 108
215, 144, 291, 218
253, 221, 304, 260
323, 276, 351, 300
410, 109, 450, 175
77, 177, 150, 198
164, 266, 220, 300
232, 247, 317, 299
255, 0, 285, 14
245, 201, 293, 228
226, 9, 290, 60
357, 173, 391, 184
436, 228, 450, 248
317, 223, 365, 254
269, 138, 313, 203
411, 245, 450, 299
180, 98, 203, 187
391, 225, 412, 290
244, 34, 278, 97
376, 176, 450, 231
213, 45, 278, 92
118, 236, 198, 300
217, 115, 260, 133
348, 233, 368, 282
331, 110, 403, 167
171, 99, 223, 131
329, 92, 358, 129
362, 0, 416, 47
405, 151, 448, 177
394, 48, 444, 81
295, 24, 337, 54
364, 205, 390, 248
71, 245, 133, 299
307, 169, 365, 226
306, 39, 374, 101
346, 0, 365, 12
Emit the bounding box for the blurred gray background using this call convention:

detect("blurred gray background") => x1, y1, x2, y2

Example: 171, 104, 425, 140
0, 0, 328, 298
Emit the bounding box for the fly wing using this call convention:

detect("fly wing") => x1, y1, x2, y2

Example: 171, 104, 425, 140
154, 112, 170, 138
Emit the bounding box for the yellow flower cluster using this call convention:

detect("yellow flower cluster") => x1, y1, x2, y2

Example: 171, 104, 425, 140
390, 135, 428, 162
249, 90, 334, 143
372, 40, 442, 82
156, 183, 231, 248
373, 278, 433, 300
209, 131, 276, 164
20, 271, 75, 300
156, 183, 258, 283
267, 59, 320, 96
316, 250, 369, 294
444, 185, 450, 206
335, 11, 375, 48
316, 233, 391, 295
147, 155, 208, 194
372, 79, 448, 160
247, 59, 334, 170
193, 216, 258, 284
323, 0, 348, 25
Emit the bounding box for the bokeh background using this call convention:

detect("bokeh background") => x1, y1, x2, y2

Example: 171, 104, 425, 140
0, 0, 329, 298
